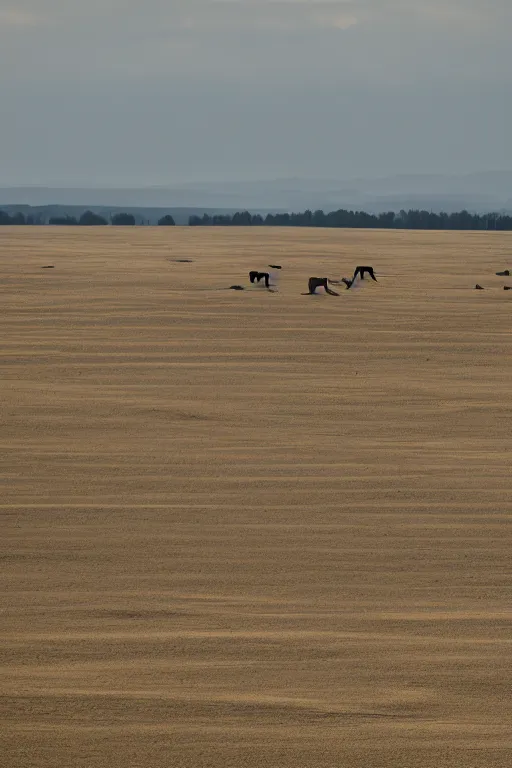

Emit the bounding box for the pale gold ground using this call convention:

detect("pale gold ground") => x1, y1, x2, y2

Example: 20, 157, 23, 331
1, 227, 511, 768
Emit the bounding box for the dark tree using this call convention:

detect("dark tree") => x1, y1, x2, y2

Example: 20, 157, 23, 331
195, 213, 213, 225
231, 210, 252, 226
111, 212, 136, 225
212, 214, 232, 225
378, 211, 396, 228
496, 214, 512, 230
312, 209, 326, 227
158, 214, 176, 226
49, 216, 79, 225
79, 210, 108, 226
301, 209, 313, 226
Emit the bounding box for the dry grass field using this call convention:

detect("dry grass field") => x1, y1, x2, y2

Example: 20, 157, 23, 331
1, 226, 511, 768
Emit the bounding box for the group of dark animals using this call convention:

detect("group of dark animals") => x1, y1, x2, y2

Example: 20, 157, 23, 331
475, 270, 511, 290
303, 266, 377, 295
237, 265, 377, 294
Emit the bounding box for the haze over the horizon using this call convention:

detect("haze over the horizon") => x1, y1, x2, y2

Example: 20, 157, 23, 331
1, 0, 511, 187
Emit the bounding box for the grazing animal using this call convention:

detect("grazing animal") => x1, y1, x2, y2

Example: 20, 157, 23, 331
349, 266, 378, 286
302, 277, 339, 296
504, 286, 511, 291
249, 271, 271, 289
496, 270, 510, 276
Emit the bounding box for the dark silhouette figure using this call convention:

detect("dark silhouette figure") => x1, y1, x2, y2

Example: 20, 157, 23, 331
496, 270, 510, 276
249, 271, 271, 289
475, 284, 484, 290
268, 264, 282, 270
302, 277, 339, 296
350, 266, 378, 285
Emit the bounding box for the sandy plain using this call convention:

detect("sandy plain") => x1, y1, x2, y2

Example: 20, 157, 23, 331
1, 226, 511, 768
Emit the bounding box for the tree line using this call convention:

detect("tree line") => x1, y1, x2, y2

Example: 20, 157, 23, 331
2, 206, 512, 231
189, 208, 512, 231
0, 210, 176, 226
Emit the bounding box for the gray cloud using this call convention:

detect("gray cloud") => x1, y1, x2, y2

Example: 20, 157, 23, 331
1, 0, 509, 83
1, 0, 510, 185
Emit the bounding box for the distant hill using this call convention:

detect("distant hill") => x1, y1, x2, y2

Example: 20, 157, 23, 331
1, 171, 511, 216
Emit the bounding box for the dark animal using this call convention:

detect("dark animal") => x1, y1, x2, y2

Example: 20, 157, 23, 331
496, 270, 510, 276
302, 277, 339, 296
504, 286, 511, 291
349, 266, 377, 286
475, 284, 484, 290
249, 271, 271, 289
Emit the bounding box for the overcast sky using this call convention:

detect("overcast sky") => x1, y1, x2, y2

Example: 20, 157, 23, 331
1, 0, 511, 186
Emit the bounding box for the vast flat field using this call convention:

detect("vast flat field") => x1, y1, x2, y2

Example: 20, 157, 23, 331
1, 226, 511, 768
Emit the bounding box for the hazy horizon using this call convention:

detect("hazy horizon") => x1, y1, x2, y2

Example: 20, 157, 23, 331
2, 169, 512, 190
1, 1, 511, 187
